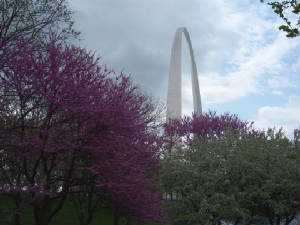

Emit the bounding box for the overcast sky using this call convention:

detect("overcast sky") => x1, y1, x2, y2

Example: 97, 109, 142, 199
69, 0, 300, 138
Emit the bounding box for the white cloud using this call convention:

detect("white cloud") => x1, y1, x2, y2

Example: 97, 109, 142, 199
196, 33, 299, 105
271, 90, 284, 96
71, 0, 298, 105
267, 76, 297, 90
257, 106, 299, 123
290, 57, 300, 74
70, 0, 300, 137
254, 104, 300, 138
187, 1, 299, 106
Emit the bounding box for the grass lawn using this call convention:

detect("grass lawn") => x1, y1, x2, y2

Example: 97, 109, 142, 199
0, 196, 130, 225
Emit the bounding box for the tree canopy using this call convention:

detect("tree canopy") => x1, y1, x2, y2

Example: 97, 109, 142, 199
0, 36, 167, 225
161, 113, 300, 225
0, 0, 79, 47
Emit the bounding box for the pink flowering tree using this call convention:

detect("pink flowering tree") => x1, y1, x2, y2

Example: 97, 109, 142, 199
0, 37, 167, 225
163, 111, 263, 153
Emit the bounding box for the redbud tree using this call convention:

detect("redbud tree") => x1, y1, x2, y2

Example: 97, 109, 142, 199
163, 111, 262, 153
0, 37, 167, 225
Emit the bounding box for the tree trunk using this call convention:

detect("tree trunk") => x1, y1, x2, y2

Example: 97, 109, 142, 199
126, 217, 131, 225
275, 215, 281, 225
233, 217, 241, 225
284, 215, 296, 225
33, 199, 55, 225
114, 207, 120, 225
34, 206, 51, 225
14, 194, 21, 225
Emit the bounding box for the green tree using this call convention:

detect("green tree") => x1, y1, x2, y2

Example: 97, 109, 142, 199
234, 128, 300, 225
161, 114, 300, 225
161, 131, 245, 225
260, 0, 300, 37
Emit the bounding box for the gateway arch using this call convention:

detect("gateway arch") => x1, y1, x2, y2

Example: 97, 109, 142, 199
167, 27, 202, 119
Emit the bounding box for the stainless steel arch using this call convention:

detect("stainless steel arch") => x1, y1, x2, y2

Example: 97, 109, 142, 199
167, 27, 202, 119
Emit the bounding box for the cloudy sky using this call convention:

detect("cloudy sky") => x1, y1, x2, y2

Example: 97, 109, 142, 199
69, 0, 300, 138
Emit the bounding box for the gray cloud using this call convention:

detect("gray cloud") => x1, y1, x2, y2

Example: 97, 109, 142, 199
69, 0, 242, 100
67, 0, 300, 137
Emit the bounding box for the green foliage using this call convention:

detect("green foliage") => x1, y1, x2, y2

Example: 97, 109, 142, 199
160, 128, 300, 225
260, 0, 300, 37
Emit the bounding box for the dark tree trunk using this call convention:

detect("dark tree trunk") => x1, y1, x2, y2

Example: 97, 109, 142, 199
32, 193, 67, 225
75, 191, 102, 225
234, 217, 242, 225
268, 216, 274, 225
275, 215, 281, 225
114, 207, 120, 225
33, 201, 56, 225
284, 215, 296, 225
14, 194, 21, 225
34, 208, 50, 225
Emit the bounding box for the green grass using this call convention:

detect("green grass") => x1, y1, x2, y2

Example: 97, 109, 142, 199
0, 196, 129, 225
